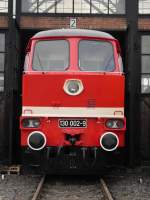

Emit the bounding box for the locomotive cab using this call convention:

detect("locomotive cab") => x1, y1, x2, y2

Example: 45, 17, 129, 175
20, 29, 126, 174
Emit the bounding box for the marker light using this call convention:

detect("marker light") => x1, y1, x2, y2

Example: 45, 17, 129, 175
21, 118, 40, 128
105, 119, 124, 129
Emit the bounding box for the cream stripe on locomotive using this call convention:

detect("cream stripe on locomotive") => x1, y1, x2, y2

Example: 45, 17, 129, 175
22, 106, 124, 118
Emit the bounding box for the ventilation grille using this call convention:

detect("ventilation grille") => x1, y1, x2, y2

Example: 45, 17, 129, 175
87, 99, 96, 107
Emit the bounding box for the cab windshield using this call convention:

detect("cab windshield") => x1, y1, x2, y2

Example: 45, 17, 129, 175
79, 40, 115, 72
32, 40, 69, 71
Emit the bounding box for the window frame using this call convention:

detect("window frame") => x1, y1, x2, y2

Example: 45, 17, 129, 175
78, 39, 116, 72
31, 39, 70, 72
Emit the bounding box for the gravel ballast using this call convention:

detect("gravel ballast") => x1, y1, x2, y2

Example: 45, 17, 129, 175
0, 168, 150, 200
106, 168, 150, 200
0, 175, 41, 200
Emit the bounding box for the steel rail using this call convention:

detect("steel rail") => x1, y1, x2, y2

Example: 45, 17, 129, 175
31, 175, 113, 200
100, 178, 114, 200
31, 175, 46, 200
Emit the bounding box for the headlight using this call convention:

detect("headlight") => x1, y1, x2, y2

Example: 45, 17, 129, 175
63, 79, 84, 96
105, 119, 124, 129
68, 80, 80, 94
21, 118, 40, 128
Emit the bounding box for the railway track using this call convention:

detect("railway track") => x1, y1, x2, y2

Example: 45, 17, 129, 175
31, 175, 114, 200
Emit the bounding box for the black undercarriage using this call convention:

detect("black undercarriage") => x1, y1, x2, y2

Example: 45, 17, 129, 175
21, 146, 125, 175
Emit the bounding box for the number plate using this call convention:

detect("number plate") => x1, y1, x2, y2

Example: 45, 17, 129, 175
59, 119, 87, 128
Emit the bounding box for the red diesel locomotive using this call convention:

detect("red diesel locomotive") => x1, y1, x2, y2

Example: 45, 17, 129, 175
20, 29, 126, 174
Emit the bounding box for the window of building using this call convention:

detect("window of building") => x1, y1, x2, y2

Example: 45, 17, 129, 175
139, 0, 150, 14
57, 0, 73, 13
108, 0, 125, 14
91, 0, 108, 14
0, 33, 5, 92
38, 0, 55, 13
21, 0, 38, 13
141, 36, 150, 93
74, 0, 90, 13
0, 0, 8, 13
21, 0, 125, 14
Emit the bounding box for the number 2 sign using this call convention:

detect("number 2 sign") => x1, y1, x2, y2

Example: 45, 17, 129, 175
70, 18, 77, 29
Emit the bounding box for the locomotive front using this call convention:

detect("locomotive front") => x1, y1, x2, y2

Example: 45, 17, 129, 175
20, 29, 126, 174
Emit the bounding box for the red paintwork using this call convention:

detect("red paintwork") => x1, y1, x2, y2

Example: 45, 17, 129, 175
20, 117, 126, 147
20, 34, 126, 148
23, 73, 124, 107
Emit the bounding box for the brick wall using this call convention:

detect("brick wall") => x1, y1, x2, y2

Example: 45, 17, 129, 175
0, 16, 8, 28
139, 18, 150, 30
20, 16, 127, 30
3, 15, 150, 32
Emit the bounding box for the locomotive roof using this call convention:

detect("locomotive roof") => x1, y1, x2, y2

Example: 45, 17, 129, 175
33, 29, 115, 39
